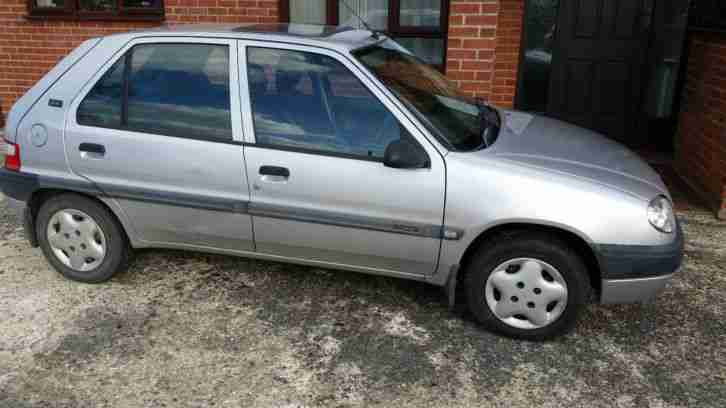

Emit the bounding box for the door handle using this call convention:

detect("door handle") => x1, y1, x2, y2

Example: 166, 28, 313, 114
79, 143, 106, 159
259, 165, 290, 183
259, 166, 290, 177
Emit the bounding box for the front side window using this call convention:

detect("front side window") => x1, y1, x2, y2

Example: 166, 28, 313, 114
77, 43, 232, 142
247, 47, 411, 160
355, 40, 499, 151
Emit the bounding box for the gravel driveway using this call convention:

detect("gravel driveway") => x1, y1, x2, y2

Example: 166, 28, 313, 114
1, 192, 725, 407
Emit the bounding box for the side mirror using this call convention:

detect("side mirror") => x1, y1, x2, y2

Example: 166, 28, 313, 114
383, 139, 429, 169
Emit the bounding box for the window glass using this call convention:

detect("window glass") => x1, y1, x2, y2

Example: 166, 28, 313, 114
517, 0, 559, 113
355, 40, 499, 151
127, 44, 232, 141
77, 58, 124, 128
78, 0, 115, 11
289, 0, 327, 24
394, 37, 445, 66
123, 0, 162, 7
338, 0, 389, 30
400, 0, 442, 28
34, 0, 65, 7
247, 47, 408, 159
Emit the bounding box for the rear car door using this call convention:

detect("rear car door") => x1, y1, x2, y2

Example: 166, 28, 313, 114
239, 42, 446, 277
65, 38, 254, 251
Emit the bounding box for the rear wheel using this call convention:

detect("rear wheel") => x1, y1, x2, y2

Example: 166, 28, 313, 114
36, 194, 130, 283
464, 231, 590, 340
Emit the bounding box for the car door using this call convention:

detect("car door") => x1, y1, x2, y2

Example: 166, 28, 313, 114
238, 41, 446, 277
65, 37, 254, 251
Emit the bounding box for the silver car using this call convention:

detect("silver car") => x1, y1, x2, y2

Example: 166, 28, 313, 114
0, 24, 682, 339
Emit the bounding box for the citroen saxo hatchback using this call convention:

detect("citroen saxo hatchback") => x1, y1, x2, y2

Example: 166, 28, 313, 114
0, 24, 683, 339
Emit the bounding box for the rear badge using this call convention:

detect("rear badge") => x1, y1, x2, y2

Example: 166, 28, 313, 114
30, 124, 48, 147
48, 99, 63, 108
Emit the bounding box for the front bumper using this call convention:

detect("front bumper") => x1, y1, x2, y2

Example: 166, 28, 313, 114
600, 273, 675, 304
596, 221, 684, 304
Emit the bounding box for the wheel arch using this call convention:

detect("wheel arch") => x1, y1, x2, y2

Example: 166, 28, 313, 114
453, 222, 602, 306
25, 189, 131, 248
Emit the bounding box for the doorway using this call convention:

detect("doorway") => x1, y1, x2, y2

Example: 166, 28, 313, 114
515, 0, 690, 151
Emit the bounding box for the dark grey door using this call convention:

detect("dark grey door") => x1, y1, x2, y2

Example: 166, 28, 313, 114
547, 0, 654, 143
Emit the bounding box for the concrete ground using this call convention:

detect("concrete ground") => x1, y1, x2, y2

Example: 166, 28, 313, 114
0, 192, 725, 408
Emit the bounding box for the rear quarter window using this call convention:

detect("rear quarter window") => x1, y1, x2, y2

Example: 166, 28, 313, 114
77, 58, 124, 128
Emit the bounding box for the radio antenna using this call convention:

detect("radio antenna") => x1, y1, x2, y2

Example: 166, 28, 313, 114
340, 0, 380, 39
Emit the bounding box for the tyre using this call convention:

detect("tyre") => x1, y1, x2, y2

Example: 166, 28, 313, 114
464, 231, 590, 340
36, 193, 130, 283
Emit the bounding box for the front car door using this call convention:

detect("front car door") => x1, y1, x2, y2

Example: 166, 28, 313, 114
65, 37, 254, 251
238, 41, 446, 277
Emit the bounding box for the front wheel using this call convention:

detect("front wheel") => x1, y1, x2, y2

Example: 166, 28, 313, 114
36, 194, 130, 283
464, 232, 590, 340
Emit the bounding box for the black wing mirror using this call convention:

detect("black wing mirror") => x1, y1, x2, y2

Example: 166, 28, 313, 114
383, 139, 429, 169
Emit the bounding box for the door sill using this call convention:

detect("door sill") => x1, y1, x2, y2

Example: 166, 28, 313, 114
135, 240, 429, 282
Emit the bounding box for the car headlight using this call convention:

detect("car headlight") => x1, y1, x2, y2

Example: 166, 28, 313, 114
647, 196, 675, 233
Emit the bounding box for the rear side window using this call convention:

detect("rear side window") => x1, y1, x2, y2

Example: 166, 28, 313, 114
76, 43, 232, 143
247, 47, 410, 160
77, 58, 124, 128
127, 44, 232, 141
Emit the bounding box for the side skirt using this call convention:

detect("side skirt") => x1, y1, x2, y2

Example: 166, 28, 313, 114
134, 240, 432, 283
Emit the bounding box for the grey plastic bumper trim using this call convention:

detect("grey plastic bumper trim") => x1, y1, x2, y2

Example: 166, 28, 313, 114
600, 273, 674, 304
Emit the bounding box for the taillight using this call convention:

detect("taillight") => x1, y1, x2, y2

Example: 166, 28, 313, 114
0, 138, 21, 171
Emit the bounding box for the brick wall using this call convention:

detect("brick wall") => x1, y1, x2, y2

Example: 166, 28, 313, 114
446, 0, 523, 107
0, 1, 278, 118
675, 31, 726, 219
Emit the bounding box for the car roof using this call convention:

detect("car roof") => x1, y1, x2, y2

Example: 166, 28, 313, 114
107, 23, 384, 53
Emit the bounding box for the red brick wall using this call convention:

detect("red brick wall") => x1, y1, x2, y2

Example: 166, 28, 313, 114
446, 0, 523, 107
675, 31, 726, 219
0, 1, 278, 118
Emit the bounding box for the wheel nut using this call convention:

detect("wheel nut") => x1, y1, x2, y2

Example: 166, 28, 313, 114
517, 282, 525, 289
527, 302, 535, 309
64, 233, 70, 239
510, 296, 519, 302
80, 244, 87, 250
75, 231, 81, 236
534, 288, 542, 295
69, 246, 75, 252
